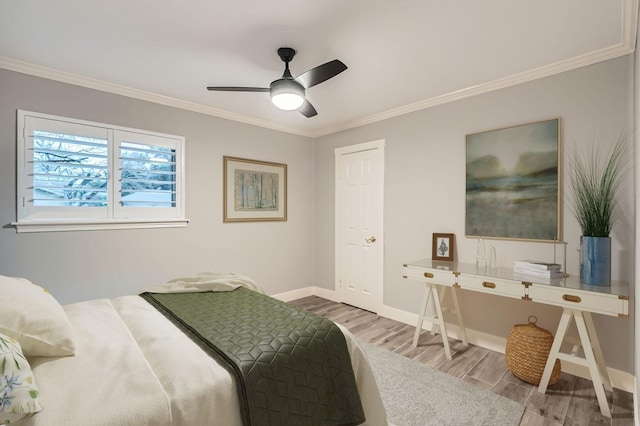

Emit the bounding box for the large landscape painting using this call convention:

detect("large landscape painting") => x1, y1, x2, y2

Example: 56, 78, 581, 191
465, 119, 560, 241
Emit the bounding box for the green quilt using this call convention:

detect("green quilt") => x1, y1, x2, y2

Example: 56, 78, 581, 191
141, 288, 365, 426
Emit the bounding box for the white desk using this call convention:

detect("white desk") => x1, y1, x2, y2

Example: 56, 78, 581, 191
403, 259, 629, 418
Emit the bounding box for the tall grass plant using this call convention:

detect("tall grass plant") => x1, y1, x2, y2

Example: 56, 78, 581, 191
567, 132, 631, 237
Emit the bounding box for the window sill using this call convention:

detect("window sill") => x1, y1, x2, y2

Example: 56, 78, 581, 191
11, 218, 190, 233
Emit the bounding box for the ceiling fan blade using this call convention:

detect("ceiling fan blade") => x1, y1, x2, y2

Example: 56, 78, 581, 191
206, 86, 269, 92
298, 99, 317, 118
295, 59, 347, 89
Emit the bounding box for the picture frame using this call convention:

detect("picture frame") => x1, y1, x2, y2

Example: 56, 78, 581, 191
465, 118, 561, 241
223, 156, 287, 222
432, 233, 455, 261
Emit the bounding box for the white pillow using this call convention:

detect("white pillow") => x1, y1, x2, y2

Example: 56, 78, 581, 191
0, 333, 42, 423
0, 275, 76, 357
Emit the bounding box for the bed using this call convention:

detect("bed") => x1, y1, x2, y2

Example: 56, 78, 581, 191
0, 274, 387, 426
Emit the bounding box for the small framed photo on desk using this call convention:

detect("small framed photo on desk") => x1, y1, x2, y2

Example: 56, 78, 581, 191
432, 233, 455, 261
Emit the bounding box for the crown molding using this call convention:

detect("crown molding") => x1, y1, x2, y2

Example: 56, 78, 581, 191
311, 46, 635, 138
311, 0, 639, 137
1, 0, 636, 139
0, 56, 312, 137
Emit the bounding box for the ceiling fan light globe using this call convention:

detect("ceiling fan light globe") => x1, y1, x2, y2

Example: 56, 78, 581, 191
272, 92, 304, 110
270, 79, 305, 111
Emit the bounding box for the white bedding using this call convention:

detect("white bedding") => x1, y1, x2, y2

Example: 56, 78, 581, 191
22, 295, 387, 426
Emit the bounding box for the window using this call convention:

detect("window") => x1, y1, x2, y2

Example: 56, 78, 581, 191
15, 110, 187, 232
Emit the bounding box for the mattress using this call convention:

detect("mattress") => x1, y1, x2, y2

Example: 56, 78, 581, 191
21, 295, 387, 425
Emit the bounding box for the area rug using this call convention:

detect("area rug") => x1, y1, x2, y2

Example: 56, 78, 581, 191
361, 342, 525, 426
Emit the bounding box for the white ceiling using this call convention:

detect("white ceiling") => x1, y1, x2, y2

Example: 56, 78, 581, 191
0, 1, 637, 137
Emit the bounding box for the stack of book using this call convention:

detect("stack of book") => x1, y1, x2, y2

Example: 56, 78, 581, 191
513, 260, 563, 283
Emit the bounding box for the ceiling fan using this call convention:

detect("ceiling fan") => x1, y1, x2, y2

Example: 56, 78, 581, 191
207, 47, 347, 118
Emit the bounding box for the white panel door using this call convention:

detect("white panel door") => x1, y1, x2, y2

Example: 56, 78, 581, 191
335, 140, 384, 313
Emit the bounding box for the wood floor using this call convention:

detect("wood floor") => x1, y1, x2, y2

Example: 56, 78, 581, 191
288, 296, 634, 426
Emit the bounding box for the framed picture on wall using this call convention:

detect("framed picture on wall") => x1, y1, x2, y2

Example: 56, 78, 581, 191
465, 118, 561, 241
223, 156, 287, 222
432, 233, 455, 261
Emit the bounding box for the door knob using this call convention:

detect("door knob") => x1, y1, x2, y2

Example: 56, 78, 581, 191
365, 236, 377, 244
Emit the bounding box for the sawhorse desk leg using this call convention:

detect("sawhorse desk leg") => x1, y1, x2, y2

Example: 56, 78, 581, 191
538, 308, 613, 418
412, 283, 468, 360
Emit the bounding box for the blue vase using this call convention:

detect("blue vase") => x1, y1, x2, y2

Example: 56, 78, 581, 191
580, 236, 611, 286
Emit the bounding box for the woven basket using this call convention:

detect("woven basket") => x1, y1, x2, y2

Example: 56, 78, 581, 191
505, 316, 561, 386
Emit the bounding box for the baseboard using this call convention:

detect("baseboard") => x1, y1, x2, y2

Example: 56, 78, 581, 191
310, 286, 341, 302
273, 286, 636, 393
271, 286, 339, 303
270, 286, 315, 302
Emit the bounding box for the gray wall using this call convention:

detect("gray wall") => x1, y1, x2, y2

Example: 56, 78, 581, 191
634, 6, 640, 412
0, 55, 635, 374
313, 56, 635, 372
0, 69, 315, 303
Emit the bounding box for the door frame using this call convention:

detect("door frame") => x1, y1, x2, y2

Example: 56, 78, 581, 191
334, 139, 385, 312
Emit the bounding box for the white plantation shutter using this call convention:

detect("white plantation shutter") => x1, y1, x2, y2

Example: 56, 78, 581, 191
16, 111, 187, 232
32, 132, 109, 207
20, 115, 110, 220
114, 130, 183, 219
